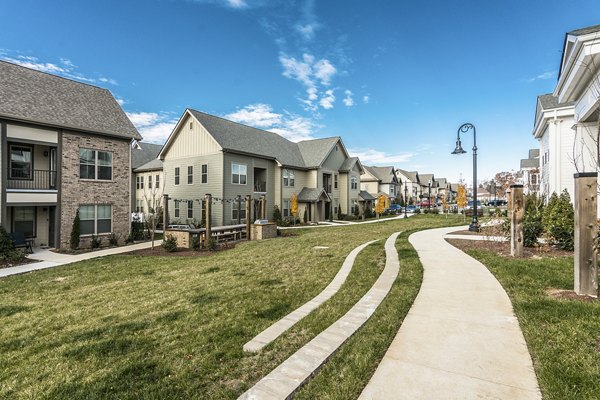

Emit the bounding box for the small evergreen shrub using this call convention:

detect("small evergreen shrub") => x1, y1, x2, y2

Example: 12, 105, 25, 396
337, 206, 342, 220
522, 193, 544, 247
108, 233, 119, 247
0, 227, 26, 263
273, 205, 282, 224
191, 235, 201, 251
70, 210, 80, 250
414, 208, 421, 214
303, 208, 308, 224
430, 208, 440, 214
542, 190, 574, 250
161, 234, 178, 252
207, 237, 217, 251
364, 209, 374, 219
90, 235, 102, 249
423, 208, 430, 214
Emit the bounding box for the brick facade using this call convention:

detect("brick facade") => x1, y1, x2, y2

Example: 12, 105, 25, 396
60, 131, 131, 248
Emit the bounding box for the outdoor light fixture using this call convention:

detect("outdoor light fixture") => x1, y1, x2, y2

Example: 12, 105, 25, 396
452, 123, 479, 232
428, 180, 431, 211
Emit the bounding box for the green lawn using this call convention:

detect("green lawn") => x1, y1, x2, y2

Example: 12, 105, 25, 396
461, 248, 600, 400
0, 215, 462, 399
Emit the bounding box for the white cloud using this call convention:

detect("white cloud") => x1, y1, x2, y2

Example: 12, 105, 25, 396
363, 95, 370, 104
1, 53, 118, 86
126, 111, 177, 144
527, 70, 556, 83
319, 89, 335, 109
296, 23, 318, 40
279, 52, 338, 110
343, 90, 354, 107
226, 0, 247, 8
224, 103, 282, 128
349, 148, 415, 164
224, 103, 319, 142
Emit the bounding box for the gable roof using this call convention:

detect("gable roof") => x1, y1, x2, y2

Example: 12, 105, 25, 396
568, 24, 600, 37
297, 137, 344, 168
419, 173, 436, 187
297, 187, 331, 202
132, 142, 163, 170
537, 94, 575, 110
358, 190, 376, 201
0, 60, 141, 140
396, 168, 419, 183
339, 157, 361, 172
134, 158, 163, 173
365, 166, 397, 184
435, 177, 448, 187
188, 109, 306, 168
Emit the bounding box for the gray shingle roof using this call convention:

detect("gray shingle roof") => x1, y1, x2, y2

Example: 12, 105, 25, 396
134, 158, 163, 172
132, 142, 163, 169
297, 187, 330, 202
365, 166, 396, 184
396, 168, 419, 183
339, 157, 359, 172
359, 190, 376, 201
0, 60, 141, 140
537, 94, 575, 110
568, 24, 600, 36
297, 137, 340, 168
435, 177, 448, 187
528, 149, 539, 159
419, 174, 436, 187
520, 158, 539, 169
188, 109, 307, 168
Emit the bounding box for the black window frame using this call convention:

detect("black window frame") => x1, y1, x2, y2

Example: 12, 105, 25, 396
8, 143, 34, 180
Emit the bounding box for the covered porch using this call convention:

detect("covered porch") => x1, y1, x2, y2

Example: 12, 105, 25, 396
4, 204, 59, 249
297, 187, 331, 223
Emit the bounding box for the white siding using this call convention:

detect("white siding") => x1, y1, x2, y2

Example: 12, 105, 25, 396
165, 114, 221, 159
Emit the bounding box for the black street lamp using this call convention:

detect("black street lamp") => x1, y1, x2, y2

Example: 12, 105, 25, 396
404, 182, 408, 218
428, 180, 431, 211
452, 123, 479, 232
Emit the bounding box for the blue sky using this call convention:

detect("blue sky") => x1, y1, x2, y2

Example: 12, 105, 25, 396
1, 0, 598, 183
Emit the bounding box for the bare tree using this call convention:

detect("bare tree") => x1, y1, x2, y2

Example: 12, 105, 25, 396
143, 184, 164, 249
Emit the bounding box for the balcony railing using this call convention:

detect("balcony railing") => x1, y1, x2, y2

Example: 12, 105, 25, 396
254, 182, 266, 192
7, 169, 57, 190
324, 184, 332, 193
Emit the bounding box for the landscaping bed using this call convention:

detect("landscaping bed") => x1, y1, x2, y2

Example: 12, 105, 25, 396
447, 241, 600, 400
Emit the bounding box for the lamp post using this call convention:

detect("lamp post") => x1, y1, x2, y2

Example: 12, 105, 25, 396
428, 180, 431, 211
452, 123, 479, 232
404, 182, 408, 218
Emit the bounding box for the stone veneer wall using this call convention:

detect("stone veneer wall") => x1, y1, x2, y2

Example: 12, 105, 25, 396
60, 131, 131, 248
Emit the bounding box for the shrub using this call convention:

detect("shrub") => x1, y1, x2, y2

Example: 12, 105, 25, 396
353, 205, 359, 217
337, 206, 342, 220
70, 210, 80, 250
0, 226, 26, 263
430, 208, 440, 214
131, 214, 145, 240
91, 235, 102, 249
364, 209, 374, 219
191, 235, 201, 251
542, 190, 574, 250
108, 233, 119, 247
273, 205, 282, 224
207, 237, 217, 251
414, 208, 421, 214
522, 193, 544, 247
423, 208, 430, 214
303, 208, 308, 224
161, 234, 178, 252
451, 208, 458, 214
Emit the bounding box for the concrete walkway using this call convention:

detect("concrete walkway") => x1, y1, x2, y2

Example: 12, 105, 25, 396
239, 232, 401, 400
0, 240, 163, 278
243, 239, 378, 353
279, 214, 414, 230
360, 226, 541, 399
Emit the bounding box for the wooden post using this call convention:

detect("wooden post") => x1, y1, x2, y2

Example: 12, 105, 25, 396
205, 194, 211, 246
237, 195, 242, 224
260, 195, 266, 220
574, 173, 598, 297
246, 194, 252, 240
163, 194, 169, 231
510, 184, 524, 257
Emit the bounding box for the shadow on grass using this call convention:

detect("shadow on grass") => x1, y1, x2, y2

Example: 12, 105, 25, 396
0, 305, 31, 317
254, 303, 291, 320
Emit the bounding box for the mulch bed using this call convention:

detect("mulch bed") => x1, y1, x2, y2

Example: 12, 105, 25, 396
446, 238, 573, 258
124, 242, 235, 257
0, 257, 38, 269
546, 288, 600, 303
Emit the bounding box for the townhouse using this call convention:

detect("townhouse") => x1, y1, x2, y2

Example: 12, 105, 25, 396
360, 166, 400, 201
395, 169, 420, 204
158, 109, 366, 226
0, 61, 141, 248
533, 24, 600, 212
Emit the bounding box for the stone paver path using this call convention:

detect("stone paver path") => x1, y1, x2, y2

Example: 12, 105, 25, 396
359, 226, 541, 400
239, 232, 401, 400
244, 239, 378, 353
0, 240, 163, 278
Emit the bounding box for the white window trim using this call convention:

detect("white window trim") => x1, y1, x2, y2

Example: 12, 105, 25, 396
79, 204, 113, 236
201, 164, 208, 184
174, 167, 180, 186
231, 201, 247, 221
187, 165, 193, 185
231, 162, 247, 185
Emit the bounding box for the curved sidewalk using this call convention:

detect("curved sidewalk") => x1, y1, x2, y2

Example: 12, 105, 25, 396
239, 232, 401, 400
360, 226, 541, 399
244, 239, 378, 353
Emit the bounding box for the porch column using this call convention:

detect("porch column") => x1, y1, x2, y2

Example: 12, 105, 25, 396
312, 202, 317, 223
1, 121, 7, 228
574, 173, 598, 296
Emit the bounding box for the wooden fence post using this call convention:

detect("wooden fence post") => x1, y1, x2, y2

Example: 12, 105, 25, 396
574, 173, 598, 297
237, 195, 242, 225
246, 194, 252, 240
163, 194, 169, 231
205, 194, 211, 246
510, 184, 523, 257
260, 195, 266, 220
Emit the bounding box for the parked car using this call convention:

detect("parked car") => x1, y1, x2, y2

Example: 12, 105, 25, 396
418, 199, 432, 207
386, 204, 402, 213
467, 200, 482, 208
406, 205, 417, 213
487, 199, 507, 207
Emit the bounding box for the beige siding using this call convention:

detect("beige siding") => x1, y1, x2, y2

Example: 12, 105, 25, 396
36, 207, 49, 247
340, 172, 349, 214
274, 165, 282, 208
222, 153, 276, 225
361, 181, 378, 194
321, 142, 346, 171
306, 169, 318, 187
281, 168, 307, 200
163, 153, 223, 225
348, 164, 361, 205
165, 114, 221, 159
135, 170, 165, 213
